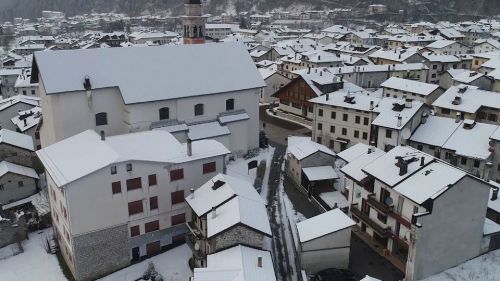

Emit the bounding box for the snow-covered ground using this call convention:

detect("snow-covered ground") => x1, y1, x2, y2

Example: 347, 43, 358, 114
422, 249, 500, 281
0, 228, 67, 281
99, 244, 192, 281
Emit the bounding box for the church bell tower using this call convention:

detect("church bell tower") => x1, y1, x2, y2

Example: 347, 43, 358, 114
182, 0, 207, 44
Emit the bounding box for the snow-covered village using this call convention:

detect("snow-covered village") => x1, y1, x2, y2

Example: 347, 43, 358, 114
1, 0, 500, 280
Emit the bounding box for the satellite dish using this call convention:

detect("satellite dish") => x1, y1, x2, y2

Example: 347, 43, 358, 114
401, 128, 411, 140
194, 242, 200, 251
385, 197, 394, 207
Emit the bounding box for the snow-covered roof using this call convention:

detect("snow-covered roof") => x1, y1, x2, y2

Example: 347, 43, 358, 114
207, 195, 271, 238
442, 121, 498, 160
369, 47, 422, 62
0, 161, 38, 179
0, 95, 40, 112
218, 112, 250, 125
11, 107, 42, 133
37, 130, 230, 187
433, 85, 500, 113
318, 191, 349, 209
360, 276, 382, 281
381, 77, 439, 96
371, 98, 424, 130
296, 209, 355, 243
484, 218, 500, 235
410, 116, 462, 147
187, 122, 231, 141
341, 148, 385, 183
0, 129, 34, 151
186, 173, 264, 217
394, 162, 465, 205
287, 136, 336, 161
194, 245, 276, 281
421, 52, 461, 63
362, 146, 433, 187
453, 71, 486, 84
426, 39, 458, 49
309, 87, 381, 111
337, 143, 373, 162
325, 63, 429, 75
302, 166, 338, 181
34, 43, 266, 104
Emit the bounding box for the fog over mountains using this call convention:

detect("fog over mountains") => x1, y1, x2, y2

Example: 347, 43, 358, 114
0, 0, 498, 21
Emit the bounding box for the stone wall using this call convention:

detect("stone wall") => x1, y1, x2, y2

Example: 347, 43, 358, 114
0, 213, 27, 248
213, 225, 265, 253
72, 224, 129, 281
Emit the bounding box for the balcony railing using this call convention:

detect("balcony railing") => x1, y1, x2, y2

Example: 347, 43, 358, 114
367, 194, 394, 214
388, 211, 412, 228
351, 205, 391, 238
186, 221, 203, 238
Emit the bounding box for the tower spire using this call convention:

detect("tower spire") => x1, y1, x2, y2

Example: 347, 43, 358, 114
183, 0, 207, 44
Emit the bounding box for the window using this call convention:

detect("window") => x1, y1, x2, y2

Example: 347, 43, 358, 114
203, 162, 216, 174
148, 174, 157, 186
22, 90, 26, 95
318, 109, 323, 117
342, 128, 347, 135
130, 225, 140, 237
31, 90, 35, 95
488, 114, 498, 122
128, 200, 143, 216
362, 132, 368, 140
145, 220, 160, 233
18, 181, 24, 187
355, 116, 360, 124
0, 184, 5, 190
171, 190, 185, 205
317, 123, 323, 131
377, 212, 388, 224
126, 178, 142, 191
330, 126, 335, 133
461, 157, 467, 165
150, 196, 158, 210
413, 206, 419, 214
194, 104, 204, 116
417, 144, 423, 151
171, 213, 186, 225
226, 99, 235, 111
159, 107, 170, 120
126, 163, 133, 172
317, 137, 322, 143
95, 112, 108, 126
433, 65, 438, 69
111, 166, 117, 175
343, 114, 348, 122
364, 117, 369, 125
112, 181, 121, 194
170, 169, 184, 181
385, 130, 392, 138
474, 160, 480, 168
354, 130, 359, 138
331, 112, 336, 119
329, 140, 334, 148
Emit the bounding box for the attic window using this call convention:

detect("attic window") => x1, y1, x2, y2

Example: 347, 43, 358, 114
212, 180, 225, 190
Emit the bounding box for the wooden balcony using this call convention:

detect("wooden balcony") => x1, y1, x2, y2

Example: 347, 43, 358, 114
388, 211, 412, 228
351, 205, 391, 238
367, 194, 394, 214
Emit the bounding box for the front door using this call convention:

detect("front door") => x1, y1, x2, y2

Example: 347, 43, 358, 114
132, 247, 140, 262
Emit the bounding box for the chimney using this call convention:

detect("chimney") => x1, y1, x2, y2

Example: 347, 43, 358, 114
187, 138, 192, 156
420, 156, 425, 167
257, 256, 263, 268
405, 98, 412, 108
212, 206, 216, 219
369, 100, 374, 110
100, 130, 105, 141
492, 189, 499, 201
397, 115, 402, 127
190, 188, 195, 199
399, 160, 408, 176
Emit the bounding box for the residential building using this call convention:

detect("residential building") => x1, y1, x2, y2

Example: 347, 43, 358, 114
33, 43, 264, 156
0, 129, 36, 167
0, 95, 40, 132
369, 48, 425, 65
421, 52, 471, 84
185, 173, 271, 268
439, 69, 493, 90
36, 130, 230, 280
0, 68, 22, 98
474, 39, 500, 54
424, 40, 469, 55
341, 145, 492, 281
0, 161, 38, 204
258, 66, 290, 104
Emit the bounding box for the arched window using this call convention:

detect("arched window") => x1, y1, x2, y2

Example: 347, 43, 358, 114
194, 104, 204, 116
159, 107, 170, 120
226, 99, 234, 111
95, 112, 108, 126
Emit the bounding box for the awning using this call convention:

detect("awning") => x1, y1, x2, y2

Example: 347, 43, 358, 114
302, 166, 339, 181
